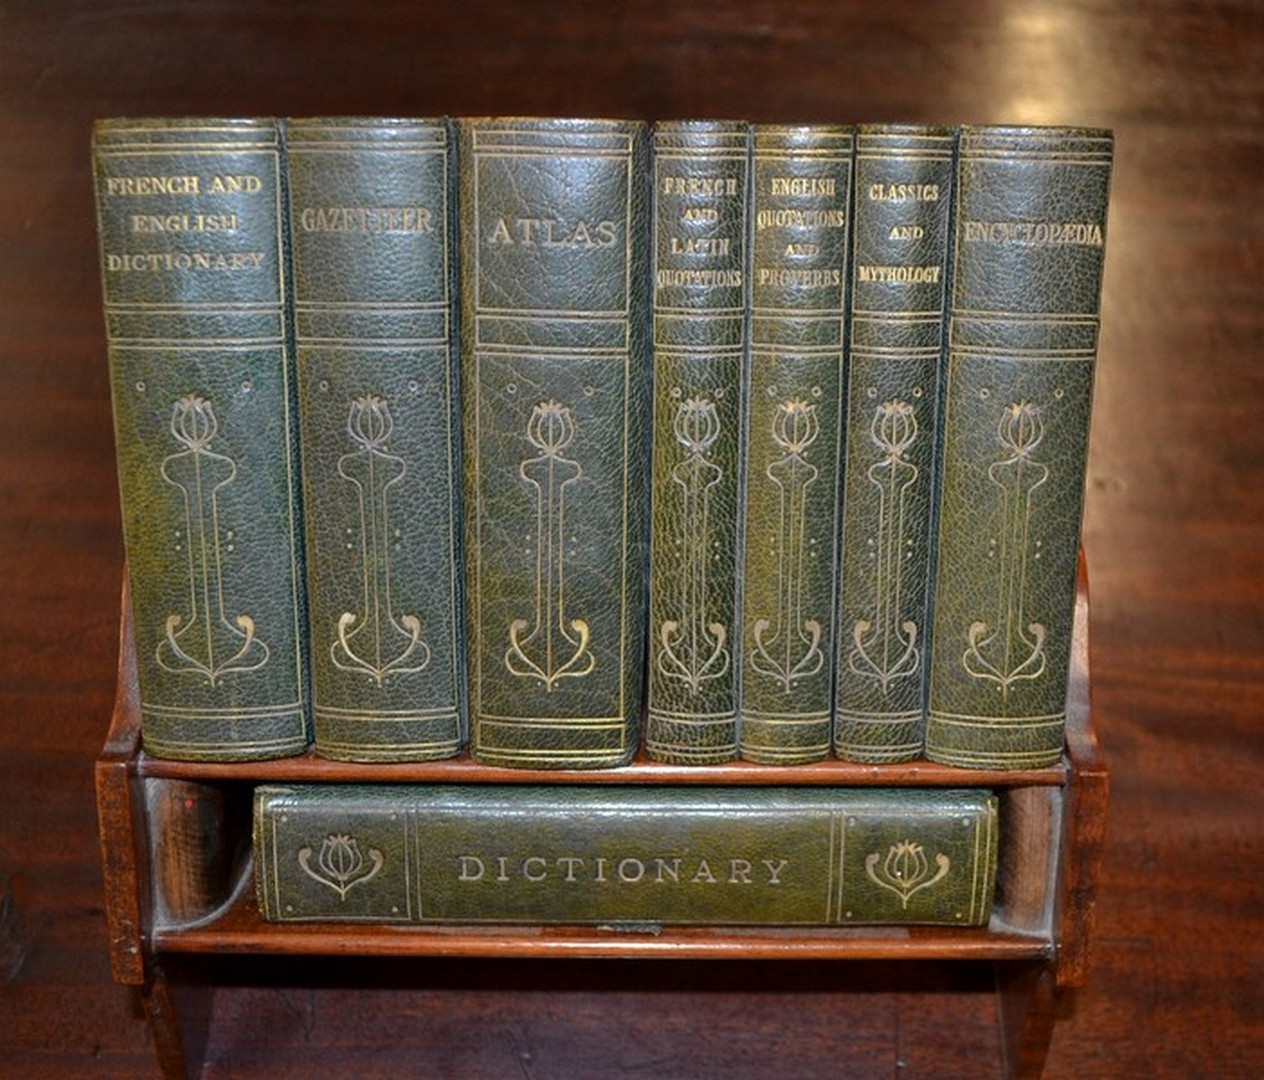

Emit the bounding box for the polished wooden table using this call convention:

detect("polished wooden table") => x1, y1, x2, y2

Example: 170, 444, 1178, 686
2, 2, 1262, 1076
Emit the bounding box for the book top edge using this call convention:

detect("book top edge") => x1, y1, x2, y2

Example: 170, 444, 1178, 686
752, 123, 854, 138
854, 121, 956, 135
254, 784, 998, 809
92, 117, 281, 149
285, 117, 451, 149
958, 125, 1114, 155
653, 118, 749, 131
458, 116, 648, 129
959, 123, 1113, 137
93, 117, 276, 134
285, 116, 448, 128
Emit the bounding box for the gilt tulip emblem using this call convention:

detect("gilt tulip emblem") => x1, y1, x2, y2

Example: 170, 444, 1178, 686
299, 833, 385, 901
872, 399, 917, 460
506, 400, 594, 690
332, 395, 430, 686
865, 839, 951, 909
659, 397, 730, 692
849, 399, 921, 692
750, 399, 824, 690
962, 400, 1049, 694
157, 394, 269, 685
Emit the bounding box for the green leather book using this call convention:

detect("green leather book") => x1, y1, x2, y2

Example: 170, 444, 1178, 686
739, 125, 854, 764
287, 118, 464, 762
927, 126, 1113, 769
459, 118, 651, 768
255, 784, 998, 926
834, 125, 957, 763
93, 118, 309, 761
646, 120, 751, 764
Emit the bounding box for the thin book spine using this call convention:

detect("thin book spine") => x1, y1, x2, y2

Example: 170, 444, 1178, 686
93, 117, 310, 761
459, 118, 651, 769
646, 120, 752, 764
286, 117, 464, 762
739, 124, 855, 764
926, 125, 1113, 769
834, 124, 957, 762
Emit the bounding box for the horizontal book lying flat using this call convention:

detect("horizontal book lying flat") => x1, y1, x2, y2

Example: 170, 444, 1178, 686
255, 784, 998, 926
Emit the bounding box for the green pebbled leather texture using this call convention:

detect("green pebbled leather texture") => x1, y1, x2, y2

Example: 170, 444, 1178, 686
646, 121, 751, 764
94, 117, 309, 761
927, 126, 1112, 769
739, 124, 854, 764
834, 125, 956, 763
459, 119, 651, 768
287, 118, 464, 762
255, 783, 998, 927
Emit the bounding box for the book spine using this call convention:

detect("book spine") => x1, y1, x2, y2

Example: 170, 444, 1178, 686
739, 125, 854, 764
93, 117, 309, 761
926, 126, 1113, 769
255, 784, 998, 927
646, 120, 751, 764
459, 118, 651, 768
834, 125, 957, 763
286, 118, 464, 762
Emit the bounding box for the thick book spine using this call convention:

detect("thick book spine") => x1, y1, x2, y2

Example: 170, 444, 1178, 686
287, 118, 464, 762
93, 118, 309, 761
834, 125, 957, 763
926, 126, 1113, 769
255, 784, 998, 927
646, 120, 751, 764
738, 125, 854, 764
459, 118, 651, 768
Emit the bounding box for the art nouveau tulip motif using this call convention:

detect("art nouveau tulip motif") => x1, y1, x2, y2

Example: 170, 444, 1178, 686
157, 394, 270, 685
962, 400, 1049, 695
298, 833, 384, 901
865, 839, 951, 909
658, 396, 731, 692
848, 399, 921, 692
750, 398, 824, 690
332, 395, 430, 686
505, 400, 594, 690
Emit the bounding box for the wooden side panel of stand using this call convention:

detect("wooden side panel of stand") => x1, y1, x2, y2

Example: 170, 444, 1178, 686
998, 557, 1106, 1080
999, 964, 1060, 1080
146, 777, 253, 928
993, 784, 1058, 936
1055, 566, 1109, 988
94, 585, 146, 987
137, 963, 212, 1080
95, 586, 215, 1080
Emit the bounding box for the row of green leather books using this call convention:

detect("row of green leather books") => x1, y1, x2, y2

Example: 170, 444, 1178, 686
93, 116, 1112, 771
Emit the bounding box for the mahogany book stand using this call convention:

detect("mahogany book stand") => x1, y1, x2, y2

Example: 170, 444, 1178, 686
96, 567, 1106, 1078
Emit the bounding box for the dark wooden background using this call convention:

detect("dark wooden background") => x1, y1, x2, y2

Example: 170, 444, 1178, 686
1, 1, 1260, 1076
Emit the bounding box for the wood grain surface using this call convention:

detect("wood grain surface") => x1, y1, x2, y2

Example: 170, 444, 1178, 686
0, 2, 1260, 1076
